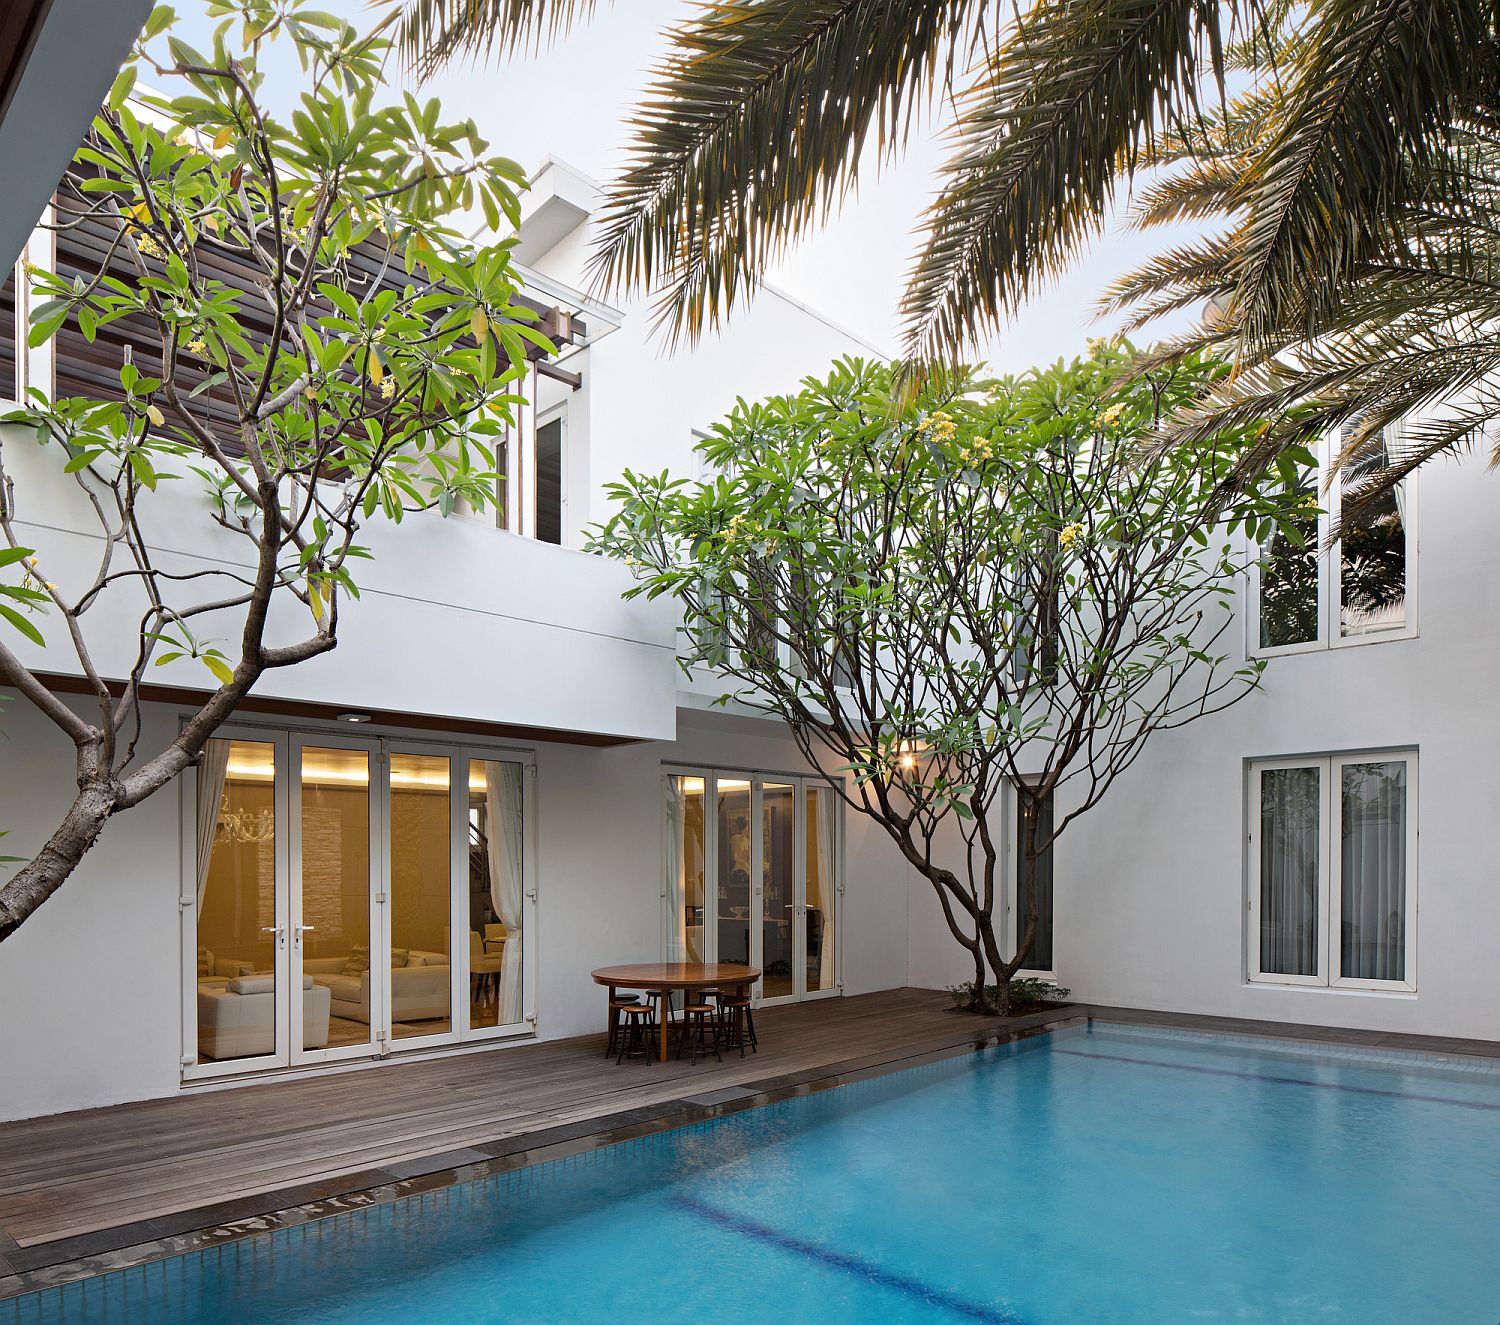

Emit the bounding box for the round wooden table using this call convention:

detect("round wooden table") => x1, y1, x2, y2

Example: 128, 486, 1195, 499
591, 963, 761, 1063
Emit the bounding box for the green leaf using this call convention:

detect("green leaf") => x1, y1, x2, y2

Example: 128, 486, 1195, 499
107, 64, 138, 112
202, 655, 235, 686
0, 604, 44, 647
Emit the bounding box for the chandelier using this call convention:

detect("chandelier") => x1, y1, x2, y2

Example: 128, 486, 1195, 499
214, 793, 275, 843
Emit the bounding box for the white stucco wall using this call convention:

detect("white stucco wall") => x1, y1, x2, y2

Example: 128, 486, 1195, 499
0, 696, 913, 1121
0, 421, 678, 743
908, 451, 1500, 1041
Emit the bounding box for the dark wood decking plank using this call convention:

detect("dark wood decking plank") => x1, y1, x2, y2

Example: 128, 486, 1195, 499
0, 989, 994, 1247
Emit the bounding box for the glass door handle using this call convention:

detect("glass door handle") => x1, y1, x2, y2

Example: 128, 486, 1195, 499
261, 925, 285, 947
293, 924, 316, 948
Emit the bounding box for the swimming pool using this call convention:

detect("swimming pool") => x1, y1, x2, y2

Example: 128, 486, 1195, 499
6, 1022, 1499, 1323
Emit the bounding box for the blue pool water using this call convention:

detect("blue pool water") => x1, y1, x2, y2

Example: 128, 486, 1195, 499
7, 1023, 1500, 1324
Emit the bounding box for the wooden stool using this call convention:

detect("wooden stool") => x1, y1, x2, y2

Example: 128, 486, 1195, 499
678, 1001, 722, 1064
716, 993, 757, 1055
604, 992, 641, 1057
615, 1003, 656, 1064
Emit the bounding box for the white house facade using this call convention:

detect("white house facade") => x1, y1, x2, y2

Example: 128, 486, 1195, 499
0, 159, 1495, 1124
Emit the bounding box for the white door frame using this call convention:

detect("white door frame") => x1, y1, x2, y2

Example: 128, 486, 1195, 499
181, 726, 290, 1082
662, 766, 843, 1008
379, 742, 459, 1054
289, 731, 384, 1066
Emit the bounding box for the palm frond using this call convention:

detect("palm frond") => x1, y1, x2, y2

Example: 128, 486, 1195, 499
587, 0, 980, 346
1129, 159, 1248, 229
901, 0, 1231, 360
1230, 0, 1496, 347
398, 0, 603, 73
1097, 231, 1238, 328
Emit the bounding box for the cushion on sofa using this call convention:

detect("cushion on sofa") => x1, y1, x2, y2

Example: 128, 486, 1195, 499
226, 974, 315, 994
342, 944, 370, 975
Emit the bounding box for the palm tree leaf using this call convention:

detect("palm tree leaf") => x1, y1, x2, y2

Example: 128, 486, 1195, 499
588, 0, 980, 345
398, 0, 604, 74
901, 0, 1232, 360
1229, 0, 1497, 347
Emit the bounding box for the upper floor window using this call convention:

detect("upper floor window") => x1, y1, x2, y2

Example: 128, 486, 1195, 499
535, 407, 565, 546
1255, 425, 1414, 654
495, 393, 570, 544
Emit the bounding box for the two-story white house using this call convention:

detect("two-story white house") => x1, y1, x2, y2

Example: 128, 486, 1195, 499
0, 153, 1495, 1126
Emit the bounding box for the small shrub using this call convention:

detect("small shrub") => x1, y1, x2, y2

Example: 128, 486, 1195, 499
946, 978, 1071, 1014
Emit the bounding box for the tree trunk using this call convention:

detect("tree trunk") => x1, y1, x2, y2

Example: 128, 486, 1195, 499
0, 779, 119, 941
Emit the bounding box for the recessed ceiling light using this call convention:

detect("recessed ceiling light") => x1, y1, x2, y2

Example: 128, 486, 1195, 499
337, 711, 373, 723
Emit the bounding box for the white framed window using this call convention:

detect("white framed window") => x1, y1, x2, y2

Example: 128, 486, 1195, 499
1252, 427, 1416, 656
1248, 751, 1417, 992
533, 403, 567, 546
663, 767, 843, 1005
182, 723, 537, 1082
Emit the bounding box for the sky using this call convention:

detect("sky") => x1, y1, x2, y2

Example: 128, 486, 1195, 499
175, 0, 1198, 373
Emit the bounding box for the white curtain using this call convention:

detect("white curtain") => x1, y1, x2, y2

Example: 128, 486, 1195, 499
664, 778, 688, 961
813, 788, 837, 989
1259, 767, 1321, 976
1340, 762, 1407, 982
485, 761, 525, 1024
195, 739, 231, 908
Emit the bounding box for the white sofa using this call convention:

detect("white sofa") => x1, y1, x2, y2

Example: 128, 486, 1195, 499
197, 974, 331, 1060
305, 950, 450, 1024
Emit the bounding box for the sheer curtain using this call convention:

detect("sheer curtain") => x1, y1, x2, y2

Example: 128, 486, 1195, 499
1341, 762, 1407, 982
195, 739, 231, 908
1259, 767, 1321, 976
664, 778, 688, 961
485, 761, 525, 1024
813, 788, 837, 989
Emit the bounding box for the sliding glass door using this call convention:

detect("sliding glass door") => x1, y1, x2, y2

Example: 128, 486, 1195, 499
190, 735, 286, 1072
663, 769, 841, 1005
292, 737, 380, 1064
184, 729, 535, 1080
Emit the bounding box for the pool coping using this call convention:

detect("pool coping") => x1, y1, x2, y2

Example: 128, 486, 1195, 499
3, 1004, 1498, 1302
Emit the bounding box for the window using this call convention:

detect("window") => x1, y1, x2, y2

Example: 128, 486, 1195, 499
1249, 752, 1416, 990
1254, 428, 1413, 653
664, 769, 841, 1004
187, 728, 534, 1080
535, 410, 564, 545
1, 261, 17, 402
1013, 784, 1055, 973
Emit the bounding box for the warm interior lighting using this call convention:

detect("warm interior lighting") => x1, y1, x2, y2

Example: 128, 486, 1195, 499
717, 778, 752, 792
225, 749, 276, 782
224, 746, 517, 793
390, 754, 451, 792
679, 776, 706, 795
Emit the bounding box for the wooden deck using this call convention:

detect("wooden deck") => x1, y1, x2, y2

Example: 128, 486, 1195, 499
0, 988, 1034, 1258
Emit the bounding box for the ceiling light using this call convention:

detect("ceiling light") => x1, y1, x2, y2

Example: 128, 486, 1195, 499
337, 711, 372, 723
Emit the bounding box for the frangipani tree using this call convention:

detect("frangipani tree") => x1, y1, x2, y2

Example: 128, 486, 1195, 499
0, 0, 545, 940
594, 347, 1306, 1009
